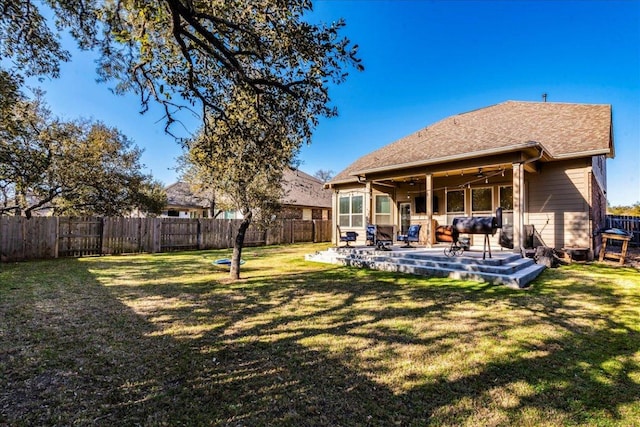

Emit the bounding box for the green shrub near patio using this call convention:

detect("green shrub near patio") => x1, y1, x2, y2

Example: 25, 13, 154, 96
1, 243, 639, 426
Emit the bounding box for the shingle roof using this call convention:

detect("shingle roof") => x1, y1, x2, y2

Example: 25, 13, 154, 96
281, 168, 332, 208
165, 182, 211, 208
331, 101, 613, 183
166, 168, 331, 209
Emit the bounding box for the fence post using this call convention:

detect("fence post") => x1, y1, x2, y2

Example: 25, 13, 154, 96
152, 218, 161, 253
137, 218, 143, 253
53, 216, 59, 259
312, 220, 317, 243
99, 217, 105, 256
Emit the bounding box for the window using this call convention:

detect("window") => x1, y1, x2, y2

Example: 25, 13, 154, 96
446, 190, 465, 213
499, 185, 514, 225
167, 209, 180, 217
339, 194, 364, 227
339, 197, 350, 226
374, 195, 392, 224
499, 186, 513, 211
415, 196, 426, 214
415, 195, 438, 214
472, 187, 492, 212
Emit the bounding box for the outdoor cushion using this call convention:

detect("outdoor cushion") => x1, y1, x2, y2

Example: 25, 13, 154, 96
337, 225, 358, 246
398, 224, 421, 247
435, 225, 457, 243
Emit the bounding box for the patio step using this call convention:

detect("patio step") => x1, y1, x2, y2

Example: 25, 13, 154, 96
305, 247, 545, 288
369, 254, 533, 275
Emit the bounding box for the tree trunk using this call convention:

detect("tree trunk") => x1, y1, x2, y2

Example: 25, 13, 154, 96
230, 210, 252, 280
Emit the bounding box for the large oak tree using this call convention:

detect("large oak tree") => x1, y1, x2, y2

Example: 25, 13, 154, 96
1, 1, 361, 277
0, 93, 166, 218
1, 0, 361, 136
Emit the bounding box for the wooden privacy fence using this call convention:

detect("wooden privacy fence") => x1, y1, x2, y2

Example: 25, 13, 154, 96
606, 214, 640, 246
0, 217, 332, 262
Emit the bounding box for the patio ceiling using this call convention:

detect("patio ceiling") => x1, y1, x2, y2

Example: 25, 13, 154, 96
367, 162, 519, 188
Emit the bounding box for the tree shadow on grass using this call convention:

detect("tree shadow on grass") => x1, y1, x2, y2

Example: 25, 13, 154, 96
184, 266, 640, 425
1, 257, 639, 425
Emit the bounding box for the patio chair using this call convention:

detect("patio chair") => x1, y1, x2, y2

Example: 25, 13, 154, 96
337, 225, 358, 247
397, 224, 421, 248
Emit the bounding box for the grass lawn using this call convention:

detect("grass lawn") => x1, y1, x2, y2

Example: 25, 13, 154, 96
1, 243, 639, 426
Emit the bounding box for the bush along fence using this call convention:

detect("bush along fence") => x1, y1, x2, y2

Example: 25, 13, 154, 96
606, 214, 640, 246
0, 217, 332, 262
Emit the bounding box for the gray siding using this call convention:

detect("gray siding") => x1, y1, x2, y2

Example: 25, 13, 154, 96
592, 154, 607, 191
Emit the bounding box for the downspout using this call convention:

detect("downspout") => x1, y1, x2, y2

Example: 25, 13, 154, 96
520, 147, 544, 219
524, 147, 545, 166
588, 170, 594, 259
513, 147, 544, 255
333, 189, 339, 246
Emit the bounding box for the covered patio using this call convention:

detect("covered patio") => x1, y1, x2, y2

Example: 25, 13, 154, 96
329, 145, 543, 254
326, 101, 613, 260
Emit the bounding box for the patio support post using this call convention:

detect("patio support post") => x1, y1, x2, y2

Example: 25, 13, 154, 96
366, 181, 372, 226
513, 162, 525, 254
425, 173, 433, 247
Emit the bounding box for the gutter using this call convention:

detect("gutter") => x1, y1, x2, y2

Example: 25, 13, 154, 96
327, 141, 611, 188
550, 148, 611, 159
324, 177, 361, 188
350, 141, 541, 176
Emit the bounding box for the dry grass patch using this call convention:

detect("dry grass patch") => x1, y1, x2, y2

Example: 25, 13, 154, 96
1, 243, 639, 426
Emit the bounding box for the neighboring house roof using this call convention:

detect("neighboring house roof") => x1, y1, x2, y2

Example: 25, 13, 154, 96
330, 101, 613, 184
165, 168, 331, 210
165, 182, 210, 209
281, 168, 332, 209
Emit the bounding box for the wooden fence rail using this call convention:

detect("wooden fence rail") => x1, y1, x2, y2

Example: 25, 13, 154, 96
606, 214, 640, 246
0, 217, 332, 262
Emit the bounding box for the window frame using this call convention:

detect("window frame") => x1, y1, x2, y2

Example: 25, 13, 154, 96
374, 194, 392, 225
446, 189, 465, 214
471, 186, 493, 214
499, 185, 514, 211
338, 194, 364, 227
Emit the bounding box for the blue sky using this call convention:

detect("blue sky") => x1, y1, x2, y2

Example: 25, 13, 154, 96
30, 0, 639, 205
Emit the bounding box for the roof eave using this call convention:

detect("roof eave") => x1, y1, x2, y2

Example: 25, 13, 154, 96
550, 148, 613, 160
351, 141, 541, 176
325, 177, 360, 188
329, 143, 612, 188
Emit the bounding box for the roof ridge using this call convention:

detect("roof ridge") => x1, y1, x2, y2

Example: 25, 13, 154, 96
503, 99, 611, 107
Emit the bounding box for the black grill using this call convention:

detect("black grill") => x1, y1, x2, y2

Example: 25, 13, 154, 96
446, 208, 503, 259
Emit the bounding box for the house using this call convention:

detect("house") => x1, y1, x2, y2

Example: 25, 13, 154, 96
163, 168, 332, 220
279, 168, 332, 220
327, 101, 613, 258
162, 182, 212, 218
